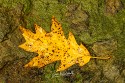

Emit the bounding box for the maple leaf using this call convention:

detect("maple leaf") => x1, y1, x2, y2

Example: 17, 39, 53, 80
19, 16, 110, 71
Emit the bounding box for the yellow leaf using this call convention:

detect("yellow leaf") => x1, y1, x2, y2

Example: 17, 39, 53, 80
19, 16, 110, 72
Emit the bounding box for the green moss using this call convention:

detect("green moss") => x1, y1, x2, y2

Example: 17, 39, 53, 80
88, 9, 125, 57
32, 1, 68, 31
63, 0, 125, 58
1, 0, 30, 9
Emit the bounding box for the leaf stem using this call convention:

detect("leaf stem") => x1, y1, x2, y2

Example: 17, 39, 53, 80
91, 56, 111, 59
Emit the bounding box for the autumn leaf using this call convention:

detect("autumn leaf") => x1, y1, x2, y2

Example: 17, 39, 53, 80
19, 16, 110, 72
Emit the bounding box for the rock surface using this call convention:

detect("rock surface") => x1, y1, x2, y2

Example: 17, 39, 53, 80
0, 0, 125, 83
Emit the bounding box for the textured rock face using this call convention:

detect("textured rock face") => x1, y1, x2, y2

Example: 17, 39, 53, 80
0, 0, 125, 83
